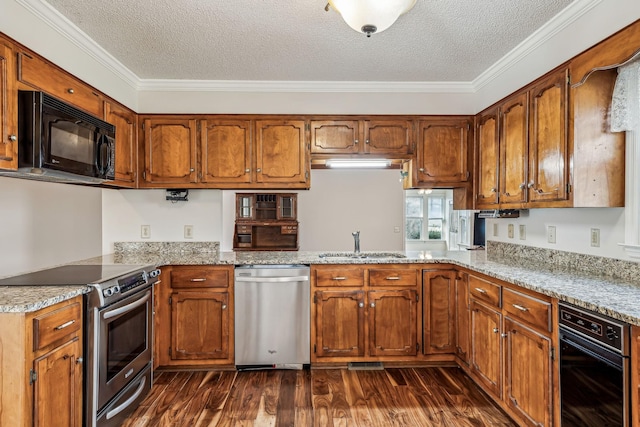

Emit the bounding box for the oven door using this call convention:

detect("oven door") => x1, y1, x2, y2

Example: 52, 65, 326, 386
560, 327, 629, 427
97, 288, 152, 410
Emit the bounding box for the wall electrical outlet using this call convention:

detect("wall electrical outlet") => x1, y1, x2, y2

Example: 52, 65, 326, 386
141, 225, 151, 239
394, 226, 401, 233
493, 223, 499, 237
547, 225, 556, 244
508, 224, 514, 239
184, 225, 194, 239
519, 224, 526, 240
591, 228, 600, 247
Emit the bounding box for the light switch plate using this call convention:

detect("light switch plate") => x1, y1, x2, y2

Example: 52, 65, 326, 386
508, 224, 514, 239
493, 223, 499, 237
519, 224, 526, 240
547, 226, 556, 244
591, 228, 600, 247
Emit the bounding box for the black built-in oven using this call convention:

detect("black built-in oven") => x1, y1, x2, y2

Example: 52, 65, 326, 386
559, 302, 630, 426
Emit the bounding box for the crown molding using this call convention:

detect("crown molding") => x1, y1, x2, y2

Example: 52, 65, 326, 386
472, 0, 603, 91
14, 0, 601, 95
15, 0, 140, 90
136, 79, 475, 93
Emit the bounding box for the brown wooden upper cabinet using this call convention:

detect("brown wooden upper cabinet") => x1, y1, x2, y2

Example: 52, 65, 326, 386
104, 101, 137, 187
414, 117, 472, 186
255, 119, 309, 187
0, 38, 17, 170
310, 118, 414, 157
140, 117, 310, 189
16, 51, 103, 117
141, 117, 198, 186
476, 67, 571, 209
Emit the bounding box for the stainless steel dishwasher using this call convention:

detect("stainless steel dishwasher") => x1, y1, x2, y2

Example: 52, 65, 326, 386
234, 265, 310, 369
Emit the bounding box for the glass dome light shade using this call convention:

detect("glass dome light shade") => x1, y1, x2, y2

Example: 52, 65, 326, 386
329, 0, 417, 35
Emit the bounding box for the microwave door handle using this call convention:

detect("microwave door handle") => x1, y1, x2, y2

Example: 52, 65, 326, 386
95, 134, 105, 175
106, 137, 114, 173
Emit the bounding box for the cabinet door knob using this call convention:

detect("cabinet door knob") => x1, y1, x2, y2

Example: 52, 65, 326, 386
222, 304, 227, 310
492, 328, 499, 333
245, 168, 250, 173
256, 168, 262, 173
527, 182, 535, 189
501, 333, 508, 338
519, 183, 526, 190
365, 139, 370, 144
358, 302, 364, 308
491, 188, 497, 193
77, 357, 83, 364
354, 139, 359, 145
8, 134, 17, 142
67, 88, 74, 94
190, 168, 195, 172
419, 168, 425, 172
370, 302, 376, 308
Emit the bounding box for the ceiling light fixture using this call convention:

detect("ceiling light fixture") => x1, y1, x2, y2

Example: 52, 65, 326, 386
326, 0, 417, 37
326, 159, 392, 168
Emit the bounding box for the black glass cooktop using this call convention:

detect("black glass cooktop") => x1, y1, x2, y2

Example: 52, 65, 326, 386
0, 264, 148, 286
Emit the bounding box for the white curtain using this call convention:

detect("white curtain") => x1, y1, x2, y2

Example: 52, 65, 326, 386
611, 58, 640, 132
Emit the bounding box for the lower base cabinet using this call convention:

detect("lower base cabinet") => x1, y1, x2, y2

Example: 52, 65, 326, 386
155, 265, 234, 367
0, 296, 83, 427
470, 299, 503, 398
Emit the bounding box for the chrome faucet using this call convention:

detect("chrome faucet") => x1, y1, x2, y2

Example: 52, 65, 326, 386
352, 231, 361, 255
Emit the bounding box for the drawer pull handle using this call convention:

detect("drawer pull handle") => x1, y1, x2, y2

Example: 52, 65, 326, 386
190, 278, 207, 282
67, 88, 74, 94
332, 276, 346, 281
512, 304, 528, 312
54, 320, 75, 330
385, 276, 400, 280
474, 287, 487, 294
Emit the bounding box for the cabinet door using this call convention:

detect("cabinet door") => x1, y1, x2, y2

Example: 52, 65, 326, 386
171, 291, 230, 360
105, 101, 137, 187
0, 41, 17, 170
455, 272, 470, 364
255, 119, 308, 185
310, 120, 360, 154
476, 109, 500, 208
314, 290, 365, 358
504, 317, 552, 427
416, 119, 471, 185
470, 299, 502, 398
368, 290, 418, 357
200, 119, 252, 184
33, 337, 82, 427
143, 118, 197, 185
277, 194, 297, 219
528, 69, 569, 204
423, 270, 456, 354
364, 119, 413, 155
500, 92, 529, 206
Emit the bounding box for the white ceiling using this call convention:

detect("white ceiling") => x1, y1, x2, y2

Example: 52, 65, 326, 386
42, 0, 575, 83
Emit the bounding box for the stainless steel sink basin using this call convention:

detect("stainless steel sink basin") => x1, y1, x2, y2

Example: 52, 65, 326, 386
318, 252, 407, 259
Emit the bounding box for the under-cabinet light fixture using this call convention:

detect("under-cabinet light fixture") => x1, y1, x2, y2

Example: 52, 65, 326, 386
325, 159, 392, 169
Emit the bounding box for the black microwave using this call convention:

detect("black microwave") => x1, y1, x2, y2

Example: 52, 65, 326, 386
17, 91, 115, 183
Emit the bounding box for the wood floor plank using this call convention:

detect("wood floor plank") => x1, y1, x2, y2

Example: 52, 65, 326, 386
124, 367, 516, 427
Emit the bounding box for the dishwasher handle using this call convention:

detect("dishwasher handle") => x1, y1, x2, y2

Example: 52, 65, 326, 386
235, 275, 309, 283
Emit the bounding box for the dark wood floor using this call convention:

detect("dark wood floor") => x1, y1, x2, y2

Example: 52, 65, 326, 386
121, 367, 516, 426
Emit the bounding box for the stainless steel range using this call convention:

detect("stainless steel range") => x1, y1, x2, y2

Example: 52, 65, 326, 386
0, 264, 160, 427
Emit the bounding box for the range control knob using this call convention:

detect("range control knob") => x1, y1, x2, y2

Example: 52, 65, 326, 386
590, 323, 599, 332
149, 269, 161, 278
103, 287, 114, 297
606, 326, 619, 341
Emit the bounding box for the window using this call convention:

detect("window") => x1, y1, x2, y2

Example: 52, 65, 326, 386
405, 191, 446, 241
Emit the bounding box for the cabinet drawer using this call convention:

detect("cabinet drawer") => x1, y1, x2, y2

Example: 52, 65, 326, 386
313, 267, 365, 287
171, 267, 230, 288
503, 288, 552, 332
33, 302, 81, 351
236, 225, 252, 233
369, 268, 417, 287
468, 275, 501, 307
17, 52, 102, 117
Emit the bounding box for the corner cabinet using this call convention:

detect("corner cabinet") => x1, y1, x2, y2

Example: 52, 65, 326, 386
311, 265, 419, 363
154, 266, 234, 367
0, 296, 83, 427
104, 100, 137, 187
0, 38, 17, 170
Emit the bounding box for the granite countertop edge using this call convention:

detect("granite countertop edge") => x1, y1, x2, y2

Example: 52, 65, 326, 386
3, 250, 640, 327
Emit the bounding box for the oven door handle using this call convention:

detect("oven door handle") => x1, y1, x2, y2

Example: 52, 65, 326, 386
105, 376, 147, 420
103, 291, 151, 320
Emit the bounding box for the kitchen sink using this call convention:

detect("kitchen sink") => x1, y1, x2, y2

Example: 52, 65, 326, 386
318, 252, 407, 259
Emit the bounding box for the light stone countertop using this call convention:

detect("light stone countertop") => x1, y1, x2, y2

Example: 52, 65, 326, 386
2, 247, 640, 327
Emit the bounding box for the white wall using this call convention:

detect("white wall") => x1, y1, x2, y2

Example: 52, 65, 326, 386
0, 177, 102, 277
101, 189, 223, 253
486, 208, 627, 260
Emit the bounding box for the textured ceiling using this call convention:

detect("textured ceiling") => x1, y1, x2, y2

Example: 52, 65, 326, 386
44, 0, 575, 82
